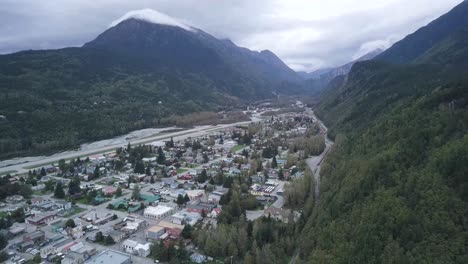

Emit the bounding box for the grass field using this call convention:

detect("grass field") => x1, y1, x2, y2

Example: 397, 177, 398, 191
231, 144, 246, 152
177, 168, 189, 174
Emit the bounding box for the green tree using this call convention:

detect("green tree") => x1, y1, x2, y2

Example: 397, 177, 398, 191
198, 169, 208, 183
104, 235, 115, 245
134, 160, 145, 174
95, 231, 103, 242
94, 165, 100, 178
278, 168, 284, 180
184, 194, 190, 203
145, 165, 152, 176
181, 224, 192, 239
157, 147, 166, 165
0, 233, 7, 251
132, 185, 141, 201
40, 167, 47, 177
116, 187, 123, 197
65, 219, 76, 228
271, 156, 278, 168
177, 194, 184, 206
58, 159, 66, 172
68, 176, 81, 195
54, 182, 65, 199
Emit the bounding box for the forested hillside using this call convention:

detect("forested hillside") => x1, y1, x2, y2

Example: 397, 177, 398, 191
0, 18, 300, 159
299, 3, 468, 262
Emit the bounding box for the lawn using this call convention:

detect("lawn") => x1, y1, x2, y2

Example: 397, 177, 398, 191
231, 144, 246, 152
177, 168, 189, 174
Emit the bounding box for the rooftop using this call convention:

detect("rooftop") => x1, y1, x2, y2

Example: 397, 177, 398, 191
144, 205, 172, 216
85, 249, 131, 264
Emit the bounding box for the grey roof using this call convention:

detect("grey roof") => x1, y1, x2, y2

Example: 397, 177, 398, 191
85, 250, 131, 264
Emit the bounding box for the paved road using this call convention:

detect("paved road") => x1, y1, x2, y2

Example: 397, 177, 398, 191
0, 119, 259, 176
305, 110, 334, 200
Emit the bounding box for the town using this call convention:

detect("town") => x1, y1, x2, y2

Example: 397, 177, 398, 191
0, 103, 328, 264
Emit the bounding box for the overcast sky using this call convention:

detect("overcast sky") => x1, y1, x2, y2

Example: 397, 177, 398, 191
0, 0, 463, 72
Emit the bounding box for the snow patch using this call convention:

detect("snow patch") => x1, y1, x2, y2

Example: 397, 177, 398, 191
110, 8, 194, 31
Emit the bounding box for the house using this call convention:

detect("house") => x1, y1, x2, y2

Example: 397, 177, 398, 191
171, 210, 202, 226
146, 226, 166, 241
102, 186, 117, 196
121, 239, 151, 257
62, 251, 85, 264
209, 208, 221, 218
40, 237, 77, 259
186, 201, 215, 215
84, 250, 131, 264
26, 211, 58, 226
6, 195, 24, 203
264, 206, 296, 223
23, 230, 45, 244
144, 205, 173, 220
156, 221, 183, 240
185, 189, 204, 200
8, 226, 26, 238
104, 230, 126, 243
190, 253, 207, 263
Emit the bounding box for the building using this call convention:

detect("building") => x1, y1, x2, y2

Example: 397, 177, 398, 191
23, 230, 45, 244
26, 211, 58, 226
143, 205, 173, 220
40, 238, 77, 259
146, 225, 166, 241
84, 250, 131, 264
156, 221, 183, 240
102, 186, 117, 196
121, 239, 151, 257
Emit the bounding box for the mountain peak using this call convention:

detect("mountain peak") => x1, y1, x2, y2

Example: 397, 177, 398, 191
110, 9, 194, 31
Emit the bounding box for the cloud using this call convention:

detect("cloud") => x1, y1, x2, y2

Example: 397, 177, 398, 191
110, 8, 194, 31
0, 0, 464, 71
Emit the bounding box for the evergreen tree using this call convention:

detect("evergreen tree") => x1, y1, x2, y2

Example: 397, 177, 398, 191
94, 166, 100, 178
68, 176, 81, 195
132, 185, 141, 201
184, 194, 190, 203
198, 169, 208, 183
145, 165, 151, 176
126, 142, 131, 152
134, 160, 145, 174
278, 168, 284, 181
116, 187, 123, 197
40, 167, 47, 177
271, 156, 278, 168
157, 147, 166, 165
177, 194, 184, 206
181, 224, 192, 239
54, 182, 65, 199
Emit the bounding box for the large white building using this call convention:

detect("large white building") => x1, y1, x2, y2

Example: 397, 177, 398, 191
143, 205, 173, 220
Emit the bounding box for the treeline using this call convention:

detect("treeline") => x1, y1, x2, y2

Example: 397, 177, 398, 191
0, 175, 32, 200
289, 135, 325, 156
195, 216, 298, 263
283, 168, 315, 211
298, 71, 468, 262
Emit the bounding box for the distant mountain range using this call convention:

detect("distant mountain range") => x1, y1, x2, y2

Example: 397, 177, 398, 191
299, 49, 383, 95
0, 13, 301, 158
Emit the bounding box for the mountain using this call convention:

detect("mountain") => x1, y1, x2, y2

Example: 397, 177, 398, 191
0, 11, 300, 159
83, 18, 300, 96
297, 1, 468, 262
303, 49, 383, 94
376, 0, 468, 64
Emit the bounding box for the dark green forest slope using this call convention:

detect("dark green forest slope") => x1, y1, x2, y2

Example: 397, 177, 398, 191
0, 19, 301, 159
300, 2, 468, 263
